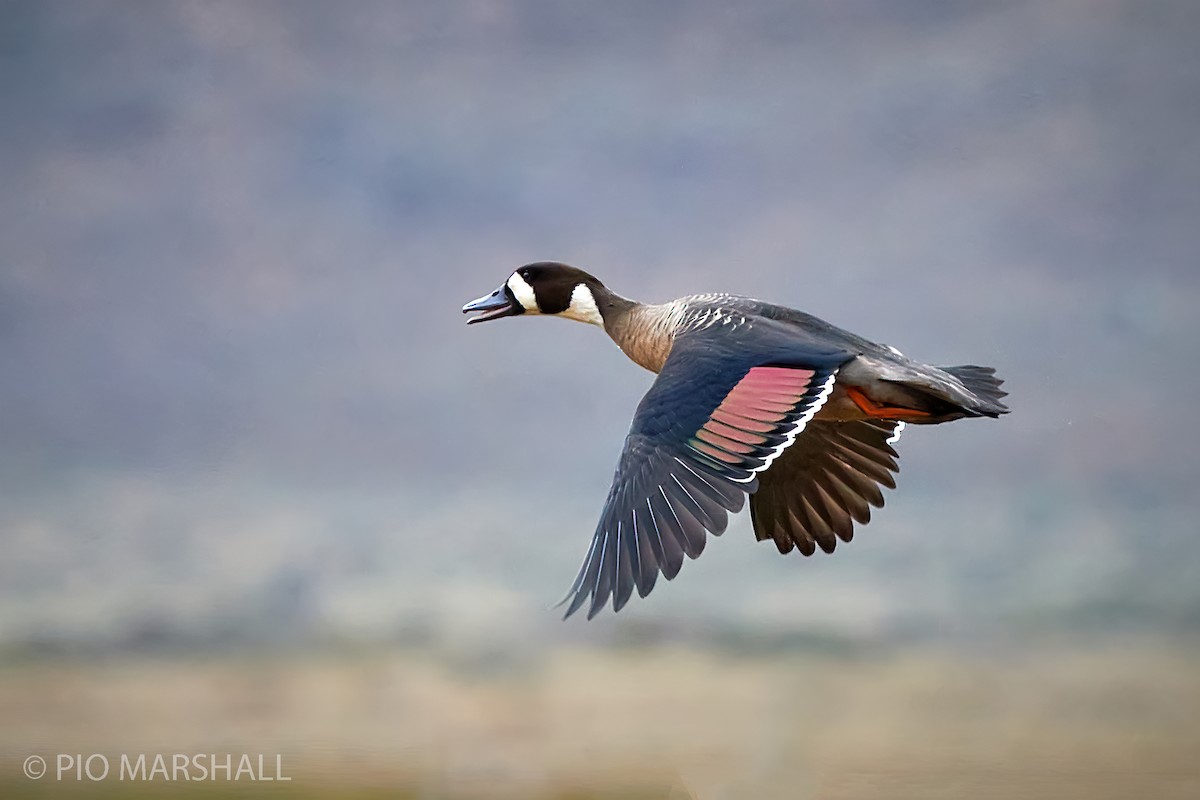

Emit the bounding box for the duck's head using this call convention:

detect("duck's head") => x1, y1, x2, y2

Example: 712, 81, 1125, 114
462, 262, 606, 326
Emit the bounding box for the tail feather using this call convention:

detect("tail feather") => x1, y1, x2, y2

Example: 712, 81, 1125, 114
941, 365, 1009, 417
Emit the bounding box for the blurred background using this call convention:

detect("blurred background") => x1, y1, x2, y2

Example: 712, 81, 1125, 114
1, 1, 1198, 797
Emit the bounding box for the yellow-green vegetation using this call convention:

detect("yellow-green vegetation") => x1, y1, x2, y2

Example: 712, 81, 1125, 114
2, 641, 1198, 799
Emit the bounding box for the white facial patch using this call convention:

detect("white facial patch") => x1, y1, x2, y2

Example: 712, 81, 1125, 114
506, 272, 539, 313
561, 283, 604, 326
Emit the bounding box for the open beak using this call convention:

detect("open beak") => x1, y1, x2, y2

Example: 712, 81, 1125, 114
462, 283, 521, 324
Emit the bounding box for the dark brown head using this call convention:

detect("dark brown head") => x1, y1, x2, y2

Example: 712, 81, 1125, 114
462, 262, 606, 326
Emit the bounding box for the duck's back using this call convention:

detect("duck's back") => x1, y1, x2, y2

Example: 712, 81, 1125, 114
676, 294, 892, 362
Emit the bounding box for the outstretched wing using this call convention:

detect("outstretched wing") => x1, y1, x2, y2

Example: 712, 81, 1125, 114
561, 324, 851, 619
749, 420, 903, 555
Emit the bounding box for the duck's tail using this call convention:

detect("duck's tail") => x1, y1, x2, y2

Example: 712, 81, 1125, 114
940, 365, 1009, 417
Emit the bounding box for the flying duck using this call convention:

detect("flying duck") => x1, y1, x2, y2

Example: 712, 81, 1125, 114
463, 263, 1008, 619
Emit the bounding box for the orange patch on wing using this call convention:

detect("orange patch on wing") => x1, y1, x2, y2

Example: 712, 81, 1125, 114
846, 386, 932, 419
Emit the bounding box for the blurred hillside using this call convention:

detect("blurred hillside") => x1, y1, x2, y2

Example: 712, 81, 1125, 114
1, 0, 1198, 651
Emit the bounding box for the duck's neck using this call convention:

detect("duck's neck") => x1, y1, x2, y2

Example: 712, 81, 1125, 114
592, 284, 678, 374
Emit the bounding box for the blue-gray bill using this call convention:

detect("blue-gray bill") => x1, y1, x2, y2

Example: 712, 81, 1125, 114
462, 284, 520, 324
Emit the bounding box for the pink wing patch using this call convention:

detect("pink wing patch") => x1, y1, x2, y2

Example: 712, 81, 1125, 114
717, 367, 816, 422
688, 367, 819, 467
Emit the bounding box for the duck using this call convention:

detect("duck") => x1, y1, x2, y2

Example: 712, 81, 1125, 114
463, 262, 1008, 620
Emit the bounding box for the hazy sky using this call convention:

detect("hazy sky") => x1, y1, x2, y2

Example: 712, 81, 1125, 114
2, 0, 1197, 642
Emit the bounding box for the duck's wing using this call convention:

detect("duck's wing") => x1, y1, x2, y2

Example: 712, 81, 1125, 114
560, 323, 851, 619
749, 420, 903, 556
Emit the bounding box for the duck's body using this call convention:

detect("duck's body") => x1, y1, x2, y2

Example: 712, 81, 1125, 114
464, 263, 1008, 619
597, 290, 1000, 424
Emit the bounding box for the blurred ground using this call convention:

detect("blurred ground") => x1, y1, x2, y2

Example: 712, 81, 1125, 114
3, 639, 1198, 799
